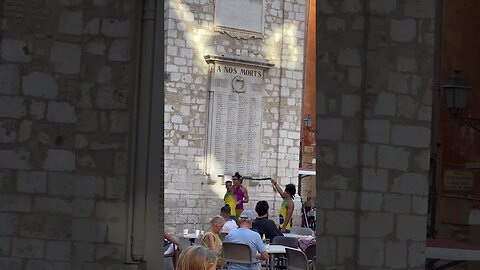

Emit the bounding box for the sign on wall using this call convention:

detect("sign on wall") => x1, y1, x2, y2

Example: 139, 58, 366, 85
214, 0, 265, 39
443, 170, 474, 192
204, 56, 273, 181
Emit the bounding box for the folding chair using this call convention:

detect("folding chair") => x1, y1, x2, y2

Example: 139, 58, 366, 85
304, 244, 316, 261
272, 236, 299, 268
290, 227, 314, 236
221, 242, 258, 270
285, 247, 314, 270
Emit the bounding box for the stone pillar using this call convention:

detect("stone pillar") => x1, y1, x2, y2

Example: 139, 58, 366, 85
317, 0, 434, 269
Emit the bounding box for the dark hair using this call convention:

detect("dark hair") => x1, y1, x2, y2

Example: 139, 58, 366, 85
234, 172, 243, 183
255, 200, 269, 216
221, 205, 231, 214
285, 184, 296, 197
225, 180, 232, 185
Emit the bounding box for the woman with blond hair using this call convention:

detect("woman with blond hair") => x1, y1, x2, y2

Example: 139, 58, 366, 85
177, 246, 217, 270
201, 215, 225, 267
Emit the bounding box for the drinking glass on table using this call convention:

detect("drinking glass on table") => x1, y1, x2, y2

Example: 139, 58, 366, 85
264, 239, 270, 250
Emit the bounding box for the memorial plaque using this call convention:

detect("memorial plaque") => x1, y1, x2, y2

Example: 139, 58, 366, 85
443, 170, 474, 192
205, 61, 266, 179
214, 0, 265, 39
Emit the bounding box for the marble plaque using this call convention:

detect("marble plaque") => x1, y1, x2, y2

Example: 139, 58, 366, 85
214, 0, 265, 39
443, 170, 474, 192
206, 63, 265, 179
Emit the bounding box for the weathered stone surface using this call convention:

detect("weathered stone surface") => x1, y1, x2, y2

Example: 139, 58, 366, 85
0, 195, 31, 213
412, 196, 428, 215
383, 193, 411, 214
326, 211, 355, 235
95, 87, 127, 109
365, 119, 390, 144
386, 241, 407, 268
348, 67, 362, 87
337, 237, 354, 264
391, 19, 417, 42
22, 72, 58, 99
0, 64, 20, 94
46, 240, 71, 261
317, 237, 336, 265
337, 143, 357, 168
404, 0, 435, 19
50, 42, 81, 74
30, 100, 46, 120
342, 0, 361, 13
378, 145, 409, 171
108, 39, 131, 61
318, 118, 343, 140
46, 101, 77, 123
72, 242, 95, 262
110, 111, 129, 133
18, 120, 31, 142
326, 17, 346, 32
72, 219, 106, 242
11, 238, 44, 258
86, 39, 106, 55
408, 242, 426, 267
335, 191, 356, 209
24, 260, 70, 270
48, 173, 104, 198
337, 48, 361, 67
0, 96, 26, 119
388, 72, 409, 94
59, 9, 83, 35
21, 215, 72, 240
43, 150, 75, 171
360, 192, 383, 211
0, 236, 11, 256
106, 176, 126, 199
17, 171, 47, 194
0, 213, 19, 236
341, 95, 360, 116
102, 19, 131, 37
397, 215, 427, 241
1, 39, 32, 63
0, 149, 30, 169
374, 92, 396, 116
396, 56, 417, 72
0, 120, 17, 143
397, 95, 417, 119
76, 110, 98, 132
392, 173, 428, 195
362, 168, 388, 192
95, 244, 122, 260
370, 0, 396, 13
391, 125, 430, 148
84, 18, 100, 35
358, 239, 384, 266
360, 212, 394, 237
0, 257, 22, 270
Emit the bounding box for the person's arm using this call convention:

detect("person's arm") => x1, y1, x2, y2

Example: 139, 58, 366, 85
281, 202, 294, 233
260, 251, 269, 262
270, 179, 286, 199
242, 186, 249, 203
164, 232, 182, 252
206, 234, 222, 256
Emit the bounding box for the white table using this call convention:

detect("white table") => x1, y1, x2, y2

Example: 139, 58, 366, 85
174, 233, 201, 245
283, 233, 314, 240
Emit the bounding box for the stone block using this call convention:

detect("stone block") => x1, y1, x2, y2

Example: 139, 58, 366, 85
20, 215, 72, 240
43, 150, 75, 171
396, 56, 417, 72
418, 105, 432, 121
342, 0, 361, 13
0, 64, 19, 94
362, 143, 376, 167
46, 101, 77, 123
72, 198, 95, 217
386, 241, 407, 268
362, 168, 388, 192
337, 48, 361, 67
397, 95, 416, 119
95, 87, 127, 109
76, 110, 98, 132
360, 212, 394, 237
412, 196, 428, 215
374, 92, 396, 116
95, 201, 125, 219
106, 220, 126, 244
72, 219, 106, 242
388, 72, 409, 94
337, 237, 354, 264
378, 145, 409, 171
17, 171, 47, 194
95, 244, 122, 260
50, 42, 81, 74
110, 111, 129, 133
318, 118, 343, 140
365, 119, 390, 144
383, 194, 411, 214
87, 39, 106, 55
370, 0, 396, 13
0, 237, 11, 256
46, 240, 71, 261
414, 150, 430, 171
337, 143, 357, 168
391, 125, 430, 148
392, 173, 428, 195
318, 190, 335, 209
404, 0, 435, 18
1, 39, 32, 63
0, 149, 30, 170
33, 197, 72, 215
341, 95, 360, 116
358, 239, 384, 266
391, 19, 416, 42
72, 242, 95, 262
348, 67, 362, 87
360, 192, 383, 211
335, 191, 356, 209
408, 242, 426, 267
317, 237, 336, 265
0, 258, 21, 270
48, 173, 104, 198
326, 17, 346, 31
0, 96, 26, 118
84, 18, 100, 35
30, 100, 46, 120
105, 177, 126, 199
0, 120, 17, 143
114, 152, 127, 175
325, 211, 355, 235
108, 39, 131, 61
18, 120, 31, 142
397, 215, 427, 241
25, 260, 70, 270
102, 19, 131, 37
22, 72, 58, 98
0, 213, 19, 236
59, 9, 83, 35
11, 238, 44, 258
97, 66, 112, 84
323, 175, 349, 190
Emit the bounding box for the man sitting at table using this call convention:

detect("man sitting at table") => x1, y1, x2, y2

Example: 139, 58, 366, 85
220, 205, 238, 233
224, 210, 269, 270
252, 200, 283, 242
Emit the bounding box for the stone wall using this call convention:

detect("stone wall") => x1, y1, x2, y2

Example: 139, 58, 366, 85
317, 0, 434, 269
164, 0, 308, 231
0, 0, 137, 269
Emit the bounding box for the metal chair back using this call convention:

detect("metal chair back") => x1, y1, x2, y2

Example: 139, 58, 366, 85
272, 236, 299, 248
221, 242, 253, 269
304, 244, 316, 261
290, 227, 314, 236
285, 247, 312, 270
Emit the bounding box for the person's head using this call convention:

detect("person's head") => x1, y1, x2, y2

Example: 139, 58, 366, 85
238, 210, 255, 228
177, 246, 217, 270
220, 205, 231, 220
225, 180, 233, 192
209, 215, 225, 234
255, 200, 269, 217
285, 184, 296, 198
307, 197, 311, 201
232, 172, 243, 187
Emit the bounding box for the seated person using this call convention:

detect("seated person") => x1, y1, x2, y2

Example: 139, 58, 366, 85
164, 230, 182, 268
201, 215, 225, 268
220, 205, 238, 233
224, 210, 269, 270
252, 200, 283, 242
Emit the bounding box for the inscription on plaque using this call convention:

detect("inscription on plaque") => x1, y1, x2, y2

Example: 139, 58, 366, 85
206, 63, 265, 178
443, 170, 474, 192
214, 0, 265, 39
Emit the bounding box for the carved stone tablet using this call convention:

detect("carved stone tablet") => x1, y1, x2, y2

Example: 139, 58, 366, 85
214, 0, 265, 39
205, 57, 272, 181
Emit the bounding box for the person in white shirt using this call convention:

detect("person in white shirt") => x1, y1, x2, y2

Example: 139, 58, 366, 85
220, 205, 238, 233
